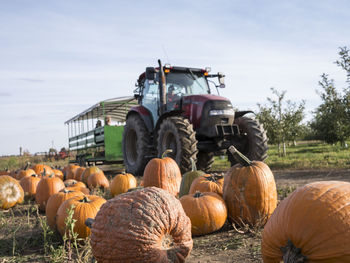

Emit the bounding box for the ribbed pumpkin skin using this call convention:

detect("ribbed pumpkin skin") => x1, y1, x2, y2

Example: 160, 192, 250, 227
35, 176, 65, 211
74, 167, 86, 181
52, 169, 64, 180
223, 161, 277, 226
90, 187, 193, 263
143, 157, 182, 196
110, 173, 137, 196
66, 165, 80, 180
180, 192, 227, 236
20, 174, 41, 198
262, 181, 350, 263
56, 195, 106, 239
65, 186, 90, 195
0, 175, 24, 209
45, 189, 84, 230
189, 174, 224, 196
179, 170, 205, 198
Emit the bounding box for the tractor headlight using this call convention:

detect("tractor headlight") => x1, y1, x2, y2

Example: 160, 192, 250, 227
209, 109, 235, 116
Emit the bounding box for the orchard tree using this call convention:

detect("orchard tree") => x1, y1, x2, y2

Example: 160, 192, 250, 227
257, 88, 305, 156
311, 47, 350, 146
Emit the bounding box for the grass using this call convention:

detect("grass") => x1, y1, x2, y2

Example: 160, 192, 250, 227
212, 140, 350, 171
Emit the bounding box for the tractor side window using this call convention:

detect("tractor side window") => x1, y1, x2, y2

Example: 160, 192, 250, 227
142, 80, 159, 124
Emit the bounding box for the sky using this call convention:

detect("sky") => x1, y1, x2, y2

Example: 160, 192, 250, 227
1, 0, 349, 156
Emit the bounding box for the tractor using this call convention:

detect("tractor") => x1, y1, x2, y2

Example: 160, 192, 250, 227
122, 60, 268, 175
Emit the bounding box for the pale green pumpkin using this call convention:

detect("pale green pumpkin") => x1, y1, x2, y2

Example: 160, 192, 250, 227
179, 158, 205, 197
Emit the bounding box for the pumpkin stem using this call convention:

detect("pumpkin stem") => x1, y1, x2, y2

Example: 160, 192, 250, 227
31, 174, 38, 178
190, 158, 197, 172
85, 218, 95, 228
161, 149, 173, 158
228, 146, 252, 167
205, 173, 224, 182
24, 161, 30, 170
80, 196, 91, 203
193, 191, 202, 198
281, 240, 307, 263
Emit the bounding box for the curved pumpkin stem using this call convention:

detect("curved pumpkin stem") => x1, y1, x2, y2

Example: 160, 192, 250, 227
162, 149, 173, 158
193, 191, 202, 198
80, 196, 91, 203
205, 173, 223, 182
281, 240, 307, 263
228, 146, 252, 167
190, 158, 197, 172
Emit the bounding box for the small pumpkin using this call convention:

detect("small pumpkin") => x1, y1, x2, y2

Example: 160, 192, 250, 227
35, 175, 65, 211
74, 167, 86, 181
16, 162, 36, 180
31, 164, 53, 176
20, 174, 41, 199
64, 179, 86, 188
87, 172, 110, 190
90, 187, 193, 262
189, 173, 224, 196
65, 186, 90, 195
65, 164, 80, 180
46, 189, 85, 230
142, 149, 182, 196
81, 166, 104, 184
179, 158, 205, 198
0, 175, 24, 209
223, 146, 277, 226
262, 181, 350, 263
110, 172, 137, 197
56, 195, 106, 239
52, 169, 64, 180
180, 191, 227, 236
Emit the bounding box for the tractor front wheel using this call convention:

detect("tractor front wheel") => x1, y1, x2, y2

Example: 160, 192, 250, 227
157, 116, 198, 174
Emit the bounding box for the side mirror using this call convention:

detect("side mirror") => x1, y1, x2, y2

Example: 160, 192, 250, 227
146, 67, 156, 80
218, 72, 225, 87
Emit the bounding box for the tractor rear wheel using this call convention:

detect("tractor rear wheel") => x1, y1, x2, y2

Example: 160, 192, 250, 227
196, 151, 214, 173
157, 116, 198, 174
122, 114, 151, 176
228, 116, 268, 166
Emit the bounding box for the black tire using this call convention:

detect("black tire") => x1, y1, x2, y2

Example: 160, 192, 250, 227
157, 116, 198, 174
196, 151, 214, 173
122, 114, 151, 176
229, 116, 268, 165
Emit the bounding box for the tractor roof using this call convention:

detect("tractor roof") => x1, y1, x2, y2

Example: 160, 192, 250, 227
138, 66, 206, 82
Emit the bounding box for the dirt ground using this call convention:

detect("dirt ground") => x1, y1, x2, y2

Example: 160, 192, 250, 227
186, 168, 350, 263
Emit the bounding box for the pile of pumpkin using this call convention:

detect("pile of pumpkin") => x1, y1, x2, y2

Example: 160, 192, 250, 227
1, 146, 350, 263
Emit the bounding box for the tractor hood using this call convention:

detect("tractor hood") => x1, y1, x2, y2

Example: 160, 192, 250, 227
181, 94, 234, 129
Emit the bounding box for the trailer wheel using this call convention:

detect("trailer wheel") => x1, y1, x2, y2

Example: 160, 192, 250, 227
122, 114, 151, 176
196, 151, 214, 173
228, 116, 268, 166
157, 116, 198, 174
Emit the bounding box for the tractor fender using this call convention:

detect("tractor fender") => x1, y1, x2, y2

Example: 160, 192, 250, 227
126, 106, 154, 133
154, 110, 183, 133
235, 110, 255, 119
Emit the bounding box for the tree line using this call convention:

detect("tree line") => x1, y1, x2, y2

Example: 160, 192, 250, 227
255, 47, 350, 156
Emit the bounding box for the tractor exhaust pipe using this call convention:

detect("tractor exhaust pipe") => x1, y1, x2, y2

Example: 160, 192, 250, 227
158, 59, 167, 114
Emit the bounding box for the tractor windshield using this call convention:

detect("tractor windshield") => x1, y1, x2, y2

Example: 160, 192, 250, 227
165, 72, 210, 96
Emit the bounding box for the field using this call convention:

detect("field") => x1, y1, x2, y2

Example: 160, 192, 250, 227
0, 141, 349, 263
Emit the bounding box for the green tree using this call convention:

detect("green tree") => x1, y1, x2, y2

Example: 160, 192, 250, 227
311, 47, 350, 146
257, 88, 305, 156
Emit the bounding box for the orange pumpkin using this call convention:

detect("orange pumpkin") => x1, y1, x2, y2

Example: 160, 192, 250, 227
74, 167, 86, 181
65, 164, 80, 180
223, 146, 277, 226
31, 164, 53, 176
65, 186, 90, 195
180, 191, 227, 236
56, 195, 106, 239
16, 163, 36, 180
64, 179, 86, 188
35, 175, 65, 211
45, 189, 85, 230
87, 173, 110, 190
110, 172, 137, 197
20, 174, 41, 199
81, 166, 104, 184
189, 173, 224, 196
142, 149, 182, 196
52, 169, 64, 180
262, 181, 350, 263
0, 175, 24, 209
90, 187, 193, 262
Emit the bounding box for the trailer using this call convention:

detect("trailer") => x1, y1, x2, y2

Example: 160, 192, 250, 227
65, 96, 138, 166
